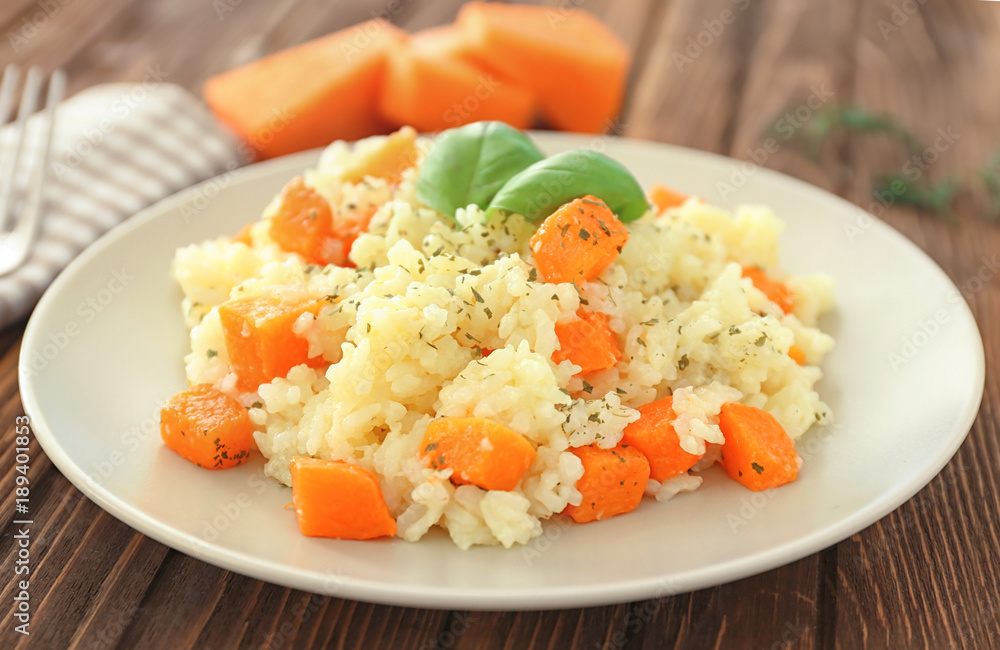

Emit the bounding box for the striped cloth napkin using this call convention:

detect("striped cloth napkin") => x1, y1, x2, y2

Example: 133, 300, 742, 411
0, 82, 249, 329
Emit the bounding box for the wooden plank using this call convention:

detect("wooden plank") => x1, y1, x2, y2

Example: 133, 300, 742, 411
318, 603, 451, 650
625, 558, 819, 649
0, 0, 42, 37
725, 0, 860, 195
113, 551, 229, 647
829, 1, 1000, 649
64, 529, 170, 648
0, 0, 139, 86
451, 605, 631, 650
627, 0, 760, 149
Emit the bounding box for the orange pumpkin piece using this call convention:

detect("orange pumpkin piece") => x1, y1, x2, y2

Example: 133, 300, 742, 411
268, 177, 342, 266
742, 266, 795, 314
529, 195, 629, 284
339, 126, 419, 185
649, 184, 689, 214
270, 176, 378, 267
410, 24, 477, 60
203, 20, 403, 159
621, 396, 704, 481
563, 444, 650, 523
160, 384, 255, 469
455, 2, 629, 133
788, 344, 806, 365
218, 296, 325, 392
290, 457, 396, 539
718, 402, 799, 492
378, 36, 536, 132
232, 223, 254, 246
553, 310, 621, 374
421, 417, 536, 491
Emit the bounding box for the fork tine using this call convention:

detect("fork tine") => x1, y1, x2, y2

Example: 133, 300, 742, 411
0, 66, 44, 233
0, 65, 23, 234
0, 69, 64, 276
0, 64, 20, 126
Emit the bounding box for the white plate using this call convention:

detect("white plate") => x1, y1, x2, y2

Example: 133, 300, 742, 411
20, 133, 985, 610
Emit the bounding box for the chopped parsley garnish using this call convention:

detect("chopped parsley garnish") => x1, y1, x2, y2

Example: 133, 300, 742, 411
751, 462, 765, 475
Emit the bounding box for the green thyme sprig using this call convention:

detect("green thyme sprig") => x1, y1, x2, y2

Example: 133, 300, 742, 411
872, 174, 959, 223
768, 105, 923, 160
978, 151, 1000, 221
765, 104, 1000, 222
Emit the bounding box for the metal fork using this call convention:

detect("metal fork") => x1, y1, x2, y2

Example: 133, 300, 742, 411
0, 65, 65, 276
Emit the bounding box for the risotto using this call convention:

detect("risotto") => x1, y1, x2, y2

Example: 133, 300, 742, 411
165, 122, 834, 549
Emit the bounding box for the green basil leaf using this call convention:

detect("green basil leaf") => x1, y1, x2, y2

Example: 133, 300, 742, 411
416, 121, 545, 219
485, 150, 651, 222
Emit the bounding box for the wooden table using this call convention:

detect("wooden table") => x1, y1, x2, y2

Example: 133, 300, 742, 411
2, 0, 998, 647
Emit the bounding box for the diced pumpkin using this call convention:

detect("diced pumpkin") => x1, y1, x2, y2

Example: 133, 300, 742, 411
563, 444, 649, 523
553, 310, 621, 374
742, 266, 795, 314
529, 195, 629, 284
160, 384, 255, 469
218, 296, 326, 392
290, 457, 396, 539
719, 402, 799, 491
339, 126, 419, 184
268, 176, 374, 267
649, 184, 689, 214
204, 20, 404, 159
456, 2, 629, 133
269, 177, 339, 265
621, 396, 704, 481
379, 37, 536, 132
232, 223, 254, 246
410, 24, 476, 61
421, 416, 536, 491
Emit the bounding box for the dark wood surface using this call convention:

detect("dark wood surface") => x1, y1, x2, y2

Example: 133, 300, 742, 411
2, 0, 998, 647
